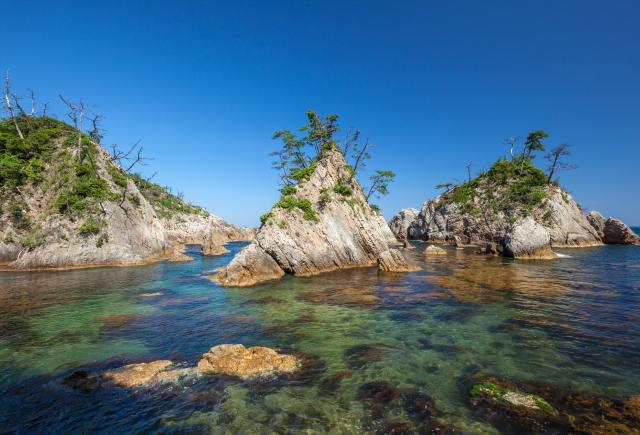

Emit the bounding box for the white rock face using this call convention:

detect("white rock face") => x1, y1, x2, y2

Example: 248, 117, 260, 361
503, 217, 556, 259
214, 149, 410, 286
388, 208, 419, 240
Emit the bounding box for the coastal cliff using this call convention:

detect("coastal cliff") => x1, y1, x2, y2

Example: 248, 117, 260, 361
214, 148, 412, 286
0, 116, 251, 270
389, 156, 637, 258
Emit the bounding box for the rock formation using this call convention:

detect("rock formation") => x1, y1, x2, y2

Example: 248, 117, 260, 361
213, 149, 411, 286
387, 149, 640, 259
502, 217, 556, 259
388, 208, 419, 241
586, 211, 639, 244
197, 344, 300, 380
0, 116, 253, 270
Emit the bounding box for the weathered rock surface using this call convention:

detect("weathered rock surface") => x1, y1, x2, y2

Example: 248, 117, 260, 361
424, 245, 446, 256
213, 242, 285, 286
377, 249, 419, 272
389, 184, 626, 260
197, 344, 300, 379
503, 217, 557, 259
213, 149, 410, 286
586, 211, 639, 244
388, 208, 420, 240
0, 146, 170, 270
162, 212, 253, 256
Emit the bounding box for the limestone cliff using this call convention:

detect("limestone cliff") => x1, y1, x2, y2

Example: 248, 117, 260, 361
214, 148, 412, 286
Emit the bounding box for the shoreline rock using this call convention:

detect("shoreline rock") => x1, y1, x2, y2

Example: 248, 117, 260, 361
213, 149, 411, 286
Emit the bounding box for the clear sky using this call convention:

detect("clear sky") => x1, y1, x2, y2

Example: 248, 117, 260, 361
3, 1, 639, 226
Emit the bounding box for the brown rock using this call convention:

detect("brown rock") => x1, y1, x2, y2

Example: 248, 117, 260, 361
603, 217, 640, 244
101, 360, 173, 387
377, 249, 419, 272
197, 344, 300, 379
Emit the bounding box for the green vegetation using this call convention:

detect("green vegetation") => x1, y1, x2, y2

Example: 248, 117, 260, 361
470, 381, 556, 414
22, 228, 42, 249
130, 173, 207, 218
333, 183, 353, 196
436, 130, 572, 218
275, 195, 318, 221
78, 219, 104, 237
260, 211, 272, 225
0, 116, 73, 189
264, 110, 397, 224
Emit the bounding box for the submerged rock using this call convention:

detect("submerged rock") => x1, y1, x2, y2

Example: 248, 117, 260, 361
424, 245, 446, 256
503, 217, 557, 259
196, 344, 300, 380
470, 381, 557, 414
212, 149, 410, 286
101, 360, 175, 387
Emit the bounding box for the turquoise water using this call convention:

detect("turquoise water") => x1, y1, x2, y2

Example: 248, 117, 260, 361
0, 238, 639, 433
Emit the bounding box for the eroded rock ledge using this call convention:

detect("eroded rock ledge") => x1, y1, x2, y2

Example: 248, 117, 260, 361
212, 149, 414, 286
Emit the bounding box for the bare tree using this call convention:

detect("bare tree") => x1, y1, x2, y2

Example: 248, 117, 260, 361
28, 89, 35, 116
503, 136, 521, 160
465, 162, 472, 183
545, 144, 576, 184
41, 101, 49, 117
89, 114, 104, 144
4, 72, 24, 139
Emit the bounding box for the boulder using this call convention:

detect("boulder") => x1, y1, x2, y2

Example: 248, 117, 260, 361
424, 245, 446, 256
603, 217, 640, 244
453, 235, 464, 249
402, 239, 414, 250
202, 232, 230, 256
213, 243, 284, 287
213, 149, 411, 286
197, 344, 300, 380
585, 211, 606, 240
503, 217, 556, 259
388, 208, 420, 240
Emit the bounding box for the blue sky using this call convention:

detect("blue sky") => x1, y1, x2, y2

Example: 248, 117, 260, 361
3, 1, 639, 226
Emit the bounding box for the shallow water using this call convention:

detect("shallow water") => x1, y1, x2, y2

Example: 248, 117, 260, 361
1, 239, 639, 433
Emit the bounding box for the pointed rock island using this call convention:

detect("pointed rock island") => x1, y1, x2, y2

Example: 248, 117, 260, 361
214, 119, 413, 286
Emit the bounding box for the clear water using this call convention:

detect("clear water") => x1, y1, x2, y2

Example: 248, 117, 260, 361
1, 237, 639, 433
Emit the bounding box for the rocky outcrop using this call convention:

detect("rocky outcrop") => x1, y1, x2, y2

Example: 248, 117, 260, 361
503, 217, 556, 259
162, 212, 254, 255
388, 208, 419, 240
587, 211, 639, 244
0, 123, 252, 270
197, 344, 300, 380
213, 149, 410, 286
213, 242, 284, 286
0, 144, 170, 270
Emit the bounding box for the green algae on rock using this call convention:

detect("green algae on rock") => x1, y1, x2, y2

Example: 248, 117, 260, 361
470, 381, 556, 414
